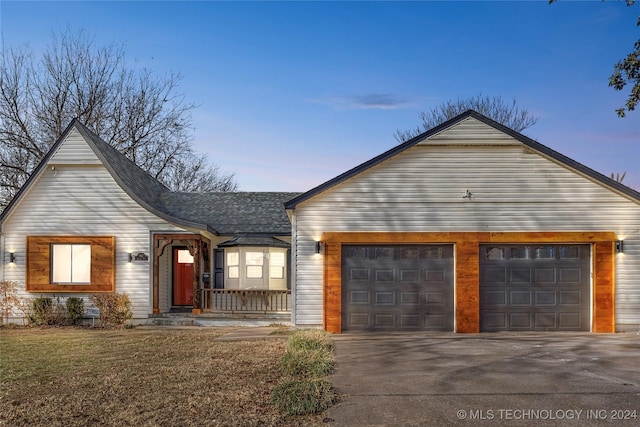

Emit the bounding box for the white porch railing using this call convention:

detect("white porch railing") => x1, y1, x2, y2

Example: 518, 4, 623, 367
202, 289, 291, 313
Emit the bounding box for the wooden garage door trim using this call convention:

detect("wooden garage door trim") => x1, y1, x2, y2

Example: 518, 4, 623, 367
321, 232, 617, 334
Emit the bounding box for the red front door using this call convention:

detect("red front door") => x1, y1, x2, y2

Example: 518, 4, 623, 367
173, 248, 194, 306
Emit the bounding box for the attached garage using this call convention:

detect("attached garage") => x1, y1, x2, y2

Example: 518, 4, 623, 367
480, 244, 591, 331
342, 245, 454, 331
285, 110, 640, 334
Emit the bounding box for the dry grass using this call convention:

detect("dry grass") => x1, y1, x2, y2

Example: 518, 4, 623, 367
0, 327, 327, 426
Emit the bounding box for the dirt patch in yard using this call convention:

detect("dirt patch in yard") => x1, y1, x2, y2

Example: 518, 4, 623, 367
0, 327, 327, 426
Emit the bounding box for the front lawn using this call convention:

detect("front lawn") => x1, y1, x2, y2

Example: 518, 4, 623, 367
0, 327, 326, 426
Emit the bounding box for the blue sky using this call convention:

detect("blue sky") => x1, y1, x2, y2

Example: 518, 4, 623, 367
1, 0, 639, 191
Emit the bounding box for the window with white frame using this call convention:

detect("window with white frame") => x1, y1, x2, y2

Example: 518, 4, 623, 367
245, 252, 264, 278
270, 252, 285, 279
51, 244, 91, 284
227, 252, 239, 279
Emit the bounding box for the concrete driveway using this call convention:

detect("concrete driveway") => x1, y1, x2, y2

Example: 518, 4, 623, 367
326, 333, 640, 426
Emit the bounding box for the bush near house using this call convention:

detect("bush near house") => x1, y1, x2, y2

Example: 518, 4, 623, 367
65, 297, 84, 325
272, 329, 338, 416
0, 280, 20, 324
27, 297, 66, 326
89, 293, 132, 327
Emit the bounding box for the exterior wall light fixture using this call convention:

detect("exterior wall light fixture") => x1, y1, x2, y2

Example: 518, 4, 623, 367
615, 240, 624, 253
315, 241, 324, 254
9, 252, 16, 263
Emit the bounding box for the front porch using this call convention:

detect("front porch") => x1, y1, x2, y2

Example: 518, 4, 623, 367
149, 290, 292, 326
202, 289, 291, 313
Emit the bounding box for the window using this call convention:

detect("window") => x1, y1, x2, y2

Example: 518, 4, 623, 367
52, 244, 91, 283
227, 252, 239, 279
26, 236, 115, 292
177, 249, 194, 264
270, 252, 285, 279
486, 247, 505, 260
246, 252, 264, 278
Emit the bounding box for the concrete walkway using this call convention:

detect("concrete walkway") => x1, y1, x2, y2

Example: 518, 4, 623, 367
326, 332, 640, 426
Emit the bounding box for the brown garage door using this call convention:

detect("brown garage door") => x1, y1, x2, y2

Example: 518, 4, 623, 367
480, 244, 591, 331
342, 245, 454, 331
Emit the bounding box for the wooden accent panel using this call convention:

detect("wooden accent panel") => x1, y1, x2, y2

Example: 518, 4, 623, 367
26, 236, 115, 292
324, 242, 342, 333
321, 231, 617, 334
456, 240, 480, 333
593, 242, 615, 332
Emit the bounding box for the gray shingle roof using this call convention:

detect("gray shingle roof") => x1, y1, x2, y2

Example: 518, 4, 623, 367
161, 192, 301, 235
78, 121, 301, 235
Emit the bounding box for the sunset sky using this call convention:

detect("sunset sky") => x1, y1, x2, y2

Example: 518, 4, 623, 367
2, 0, 639, 191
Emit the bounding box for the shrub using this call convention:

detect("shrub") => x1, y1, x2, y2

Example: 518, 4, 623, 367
280, 347, 334, 378
272, 378, 337, 416
0, 280, 20, 324
287, 329, 334, 353
66, 297, 85, 326
28, 297, 66, 326
273, 329, 337, 416
90, 293, 132, 328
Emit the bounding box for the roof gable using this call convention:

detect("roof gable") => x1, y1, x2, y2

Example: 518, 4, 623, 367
2, 120, 300, 236
285, 110, 640, 208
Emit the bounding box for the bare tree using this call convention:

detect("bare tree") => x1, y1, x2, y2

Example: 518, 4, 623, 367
610, 171, 627, 183
0, 28, 237, 209
394, 94, 538, 142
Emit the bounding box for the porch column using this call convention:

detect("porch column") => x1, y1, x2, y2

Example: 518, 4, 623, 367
192, 239, 202, 314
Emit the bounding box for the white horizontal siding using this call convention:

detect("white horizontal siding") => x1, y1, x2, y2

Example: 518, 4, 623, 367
49, 128, 102, 164
421, 117, 519, 144
2, 161, 186, 320
293, 143, 640, 329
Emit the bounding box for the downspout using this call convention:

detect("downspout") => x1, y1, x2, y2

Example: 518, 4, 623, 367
290, 211, 297, 325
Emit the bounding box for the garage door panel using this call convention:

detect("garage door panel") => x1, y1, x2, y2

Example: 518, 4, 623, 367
343, 244, 453, 331
375, 269, 394, 282
348, 312, 370, 328
348, 290, 370, 304
559, 268, 581, 283
348, 268, 369, 281
509, 290, 531, 306
374, 291, 395, 305
534, 268, 557, 283
373, 313, 396, 328
510, 268, 531, 284
426, 269, 446, 282
425, 290, 446, 305
559, 290, 582, 305
484, 290, 508, 306
534, 290, 557, 306
484, 312, 508, 329
559, 313, 582, 329
484, 268, 507, 284
399, 314, 420, 328
534, 312, 556, 328
510, 313, 533, 328
425, 314, 446, 329
399, 290, 420, 305
481, 244, 590, 331
400, 269, 419, 282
